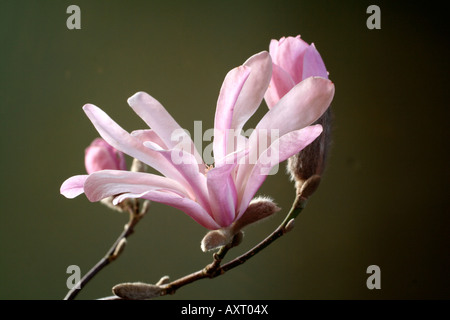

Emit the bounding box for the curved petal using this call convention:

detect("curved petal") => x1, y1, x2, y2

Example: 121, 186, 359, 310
236, 77, 333, 192
127, 92, 204, 168
207, 164, 238, 227
143, 141, 211, 214
268, 38, 282, 61
236, 125, 323, 217
60, 175, 89, 199
206, 147, 248, 226
82, 104, 187, 184
131, 129, 168, 150
114, 190, 221, 230
252, 77, 334, 142
213, 65, 251, 166
271, 35, 309, 84
84, 146, 121, 174
264, 63, 296, 109
231, 51, 272, 132
84, 170, 189, 202
302, 43, 329, 80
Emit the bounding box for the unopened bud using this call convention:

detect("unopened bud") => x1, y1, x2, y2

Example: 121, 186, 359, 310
232, 197, 280, 231
288, 108, 332, 193
230, 231, 244, 248
298, 175, 321, 199
201, 228, 234, 252
112, 282, 162, 300
85, 138, 127, 174
200, 198, 280, 252
284, 219, 295, 233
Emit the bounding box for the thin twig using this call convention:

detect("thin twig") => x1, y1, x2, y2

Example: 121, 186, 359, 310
64, 200, 148, 300
101, 195, 307, 300
160, 195, 306, 296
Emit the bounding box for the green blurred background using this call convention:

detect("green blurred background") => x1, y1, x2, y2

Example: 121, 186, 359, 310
0, 0, 448, 300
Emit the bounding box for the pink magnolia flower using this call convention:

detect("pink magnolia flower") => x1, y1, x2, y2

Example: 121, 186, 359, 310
85, 138, 127, 174
264, 36, 332, 190
60, 51, 334, 230
264, 35, 329, 108
60, 138, 127, 199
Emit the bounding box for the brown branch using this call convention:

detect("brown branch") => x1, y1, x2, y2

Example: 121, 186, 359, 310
102, 195, 307, 300
159, 215, 294, 296
63, 200, 149, 300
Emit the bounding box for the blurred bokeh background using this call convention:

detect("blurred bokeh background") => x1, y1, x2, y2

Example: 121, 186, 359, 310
0, 0, 448, 300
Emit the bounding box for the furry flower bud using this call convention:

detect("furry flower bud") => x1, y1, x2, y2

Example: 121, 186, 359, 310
287, 108, 331, 194
112, 282, 162, 300
200, 197, 280, 252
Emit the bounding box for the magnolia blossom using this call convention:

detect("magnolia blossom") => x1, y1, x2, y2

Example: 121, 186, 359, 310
85, 138, 127, 174
60, 51, 334, 230
264, 35, 329, 109
60, 138, 126, 199
265, 35, 332, 190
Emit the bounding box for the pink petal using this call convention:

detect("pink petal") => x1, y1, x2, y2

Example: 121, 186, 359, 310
85, 138, 127, 171
206, 149, 248, 227
271, 35, 309, 84
206, 163, 238, 227
114, 190, 221, 230
268, 38, 282, 60
213, 65, 251, 166
127, 92, 204, 167
236, 125, 323, 217
143, 141, 211, 213
231, 51, 272, 132
82, 104, 186, 184
84, 170, 189, 202
131, 129, 168, 150
84, 146, 121, 174
60, 175, 89, 198
302, 43, 329, 80
205, 147, 248, 226
236, 77, 333, 192
253, 77, 334, 140
264, 63, 296, 109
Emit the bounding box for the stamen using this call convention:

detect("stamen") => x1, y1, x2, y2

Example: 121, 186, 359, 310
204, 163, 214, 174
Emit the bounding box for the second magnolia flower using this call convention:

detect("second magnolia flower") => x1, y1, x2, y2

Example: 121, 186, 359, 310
61, 47, 334, 230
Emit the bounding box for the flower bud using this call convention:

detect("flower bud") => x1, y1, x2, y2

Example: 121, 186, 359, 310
284, 218, 295, 233
264, 35, 329, 109
233, 197, 280, 231
112, 282, 162, 300
200, 197, 280, 252
287, 108, 332, 194
84, 138, 127, 174
201, 228, 234, 252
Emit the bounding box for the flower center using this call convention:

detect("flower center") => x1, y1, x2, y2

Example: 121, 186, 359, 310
204, 163, 214, 174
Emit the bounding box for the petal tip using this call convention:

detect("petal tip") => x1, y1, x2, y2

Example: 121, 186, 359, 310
127, 91, 149, 105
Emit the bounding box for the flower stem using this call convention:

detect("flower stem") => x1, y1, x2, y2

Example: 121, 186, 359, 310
97, 194, 308, 300
158, 194, 307, 297
63, 200, 148, 300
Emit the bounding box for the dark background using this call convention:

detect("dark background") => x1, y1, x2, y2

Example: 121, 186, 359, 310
0, 0, 448, 300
